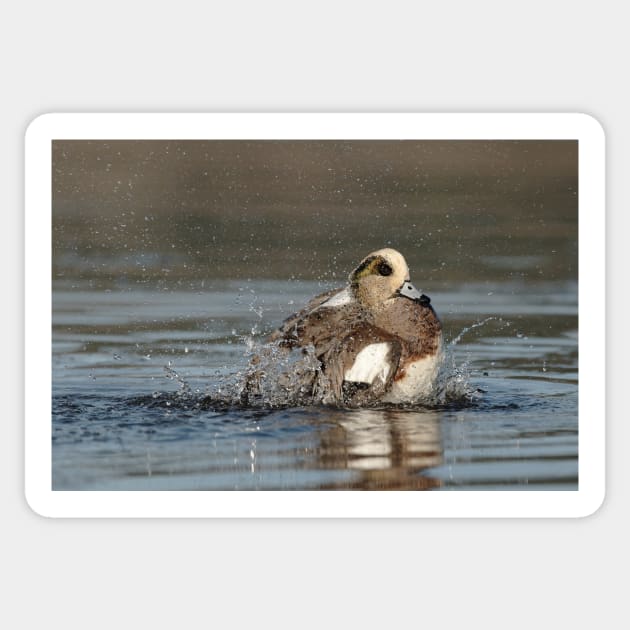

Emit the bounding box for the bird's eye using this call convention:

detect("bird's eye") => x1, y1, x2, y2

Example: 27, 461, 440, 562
377, 261, 393, 276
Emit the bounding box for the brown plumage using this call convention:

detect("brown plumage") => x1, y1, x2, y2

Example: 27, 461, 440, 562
248, 248, 442, 406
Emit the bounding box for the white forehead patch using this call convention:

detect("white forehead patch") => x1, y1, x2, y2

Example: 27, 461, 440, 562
344, 342, 391, 385
369, 248, 409, 279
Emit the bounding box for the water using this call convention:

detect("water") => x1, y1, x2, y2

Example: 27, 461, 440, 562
51, 139, 578, 491
52, 279, 578, 490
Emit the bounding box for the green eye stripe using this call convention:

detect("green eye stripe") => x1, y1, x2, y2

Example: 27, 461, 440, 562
352, 256, 392, 280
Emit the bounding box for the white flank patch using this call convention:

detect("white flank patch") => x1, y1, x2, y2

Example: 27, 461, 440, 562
344, 343, 391, 385
382, 351, 442, 404
321, 287, 353, 308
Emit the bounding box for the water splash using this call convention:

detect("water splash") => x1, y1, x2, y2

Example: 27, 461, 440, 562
448, 316, 496, 347
430, 351, 481, 407
163, 361, 191, 396
231, 336, 329, 408
163, 314, 498, 411
429, 316, 503, 406
200, 334, 482, 411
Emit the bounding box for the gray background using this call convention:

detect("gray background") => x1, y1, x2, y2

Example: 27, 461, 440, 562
6, 1, 625, 628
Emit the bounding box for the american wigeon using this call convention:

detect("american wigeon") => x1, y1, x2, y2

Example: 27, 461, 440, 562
258, 248, 442, 406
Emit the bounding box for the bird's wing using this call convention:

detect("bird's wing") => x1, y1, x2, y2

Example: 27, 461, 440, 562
268, 286, 351, 346
319, 323, 402, 406
267, 288, 403, 405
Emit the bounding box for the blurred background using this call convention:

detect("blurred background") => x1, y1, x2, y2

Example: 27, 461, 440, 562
52, 140, 577, 290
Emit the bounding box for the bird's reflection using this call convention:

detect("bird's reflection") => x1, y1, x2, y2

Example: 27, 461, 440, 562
315, 408, 443, 490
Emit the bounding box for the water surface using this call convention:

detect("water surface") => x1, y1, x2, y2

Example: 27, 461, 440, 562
51, 139, 578, 491
52, 279, 578, 490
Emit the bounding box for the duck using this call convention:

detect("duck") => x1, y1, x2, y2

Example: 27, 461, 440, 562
255, 248, 442, 407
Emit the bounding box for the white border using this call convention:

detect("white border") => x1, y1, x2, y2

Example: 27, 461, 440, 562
25, 113, 605, 518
